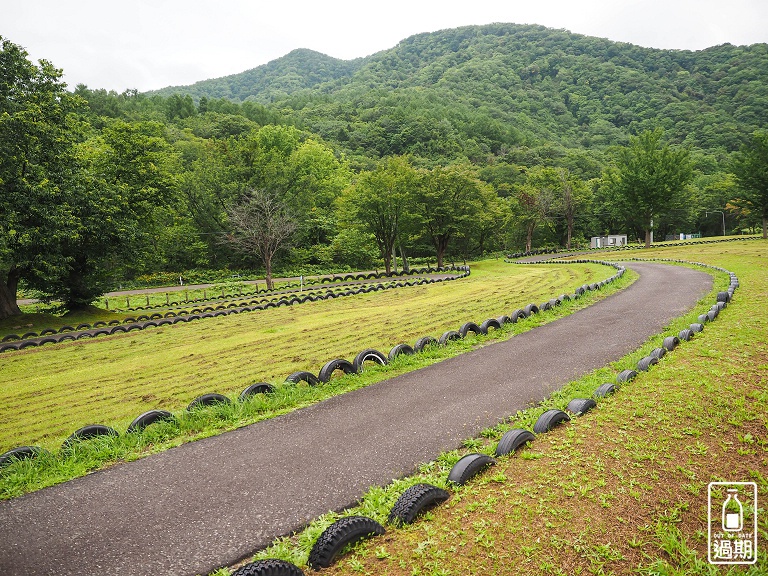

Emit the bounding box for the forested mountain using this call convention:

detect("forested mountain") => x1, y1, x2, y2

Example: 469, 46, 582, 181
151, 24, 768, 162
153, 48, 359, 103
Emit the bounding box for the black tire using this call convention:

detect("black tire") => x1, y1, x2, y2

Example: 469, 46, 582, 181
438, 330, 461, 345
698, 313, 709, 324
76, 323, 92, 331
509, 309, 526, 322
616, 369, 638, 383
414, 336, 437, 352
186, 393, 231, 411
678, 328, 694, 341
496, 315, 510, 326
567, 398, 597, 415
690, 323, 704, 333
39, 328, 57, 336
447, 453, 496, 485
495, 429, 535, 457
538, 301, 552, 312
388, 484, 450, 526
0, 446, 44, 468
110, 326, 127, 335
533, 409, 570, 433
557, 294, 571, 303
388, 343, 414, 362
717, 291, 731, 303
63, 424, 119, 448
637, 356, 658, 372
352, 349, 388, 373
60, 324, 78, 332
594, 383, 617, 398
479, 318, 501, 333
318, 358, 355, 383
285, 371, 320, 386
523, 303, 539, 316
21, 332, 38, 340
458, 322, 483, 337
0, 342, 20, 353
239, 383, 275, 401
1, 334, 20, 343
650, 347, 666, 360
308, 516, 385, 569
662, 336, 680, 351
231, 559, 305, 576
127, 410, 175, 433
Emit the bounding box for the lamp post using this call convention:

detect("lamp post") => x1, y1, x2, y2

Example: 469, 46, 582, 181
706, 210, 726, 236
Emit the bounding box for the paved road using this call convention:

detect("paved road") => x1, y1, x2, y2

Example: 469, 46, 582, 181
0, 262, 712, 576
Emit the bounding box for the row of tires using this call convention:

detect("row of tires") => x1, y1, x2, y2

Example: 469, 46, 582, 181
0, 269, 470, 352
0, 263, 619, 471
105, 266, 468, 314
226, 259, 739, 575
506, 235, 760, 261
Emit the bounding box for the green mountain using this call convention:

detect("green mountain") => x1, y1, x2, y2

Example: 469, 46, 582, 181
153, 48, 360, 103
151, 23, 768, 161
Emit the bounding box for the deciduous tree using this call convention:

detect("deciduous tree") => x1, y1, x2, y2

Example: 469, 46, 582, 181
603, 129, 692, 248
731, 131, 768, 238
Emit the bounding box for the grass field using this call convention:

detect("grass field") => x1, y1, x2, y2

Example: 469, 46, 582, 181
0, 260, 614, 458
236, 240, 766, 576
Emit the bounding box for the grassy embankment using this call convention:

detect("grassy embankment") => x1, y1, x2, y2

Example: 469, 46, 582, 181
238, 241, 766, 576
0, 260, 623, 498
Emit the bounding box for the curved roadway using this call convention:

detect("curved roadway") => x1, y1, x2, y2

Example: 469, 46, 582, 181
0, 262, 712, 576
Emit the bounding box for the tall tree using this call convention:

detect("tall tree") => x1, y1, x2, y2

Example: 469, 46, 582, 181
224, 189, 296, 289
0, 37, 82, 319
411, 164, 488, 268
513, 166, 558, 253
339, 156, 417, 274
731, 131, 768, 238
555, 168, 592, 250
603, 129, 693, 248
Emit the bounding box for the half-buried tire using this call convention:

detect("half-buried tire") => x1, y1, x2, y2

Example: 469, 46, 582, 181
352, 349, 388, 373
63, 424, 119, 449
285, 371, 320, 386
414, 336, 437, 352
447, 453, 496, 485
616, 369, 638, 383
594, 383, 617, 398
318, 359, 355, 383
533, 409, 570, 433
127, 410, 175, 433
239, 383, 275, 401
231, 559, 305, 576
566, 398, 597, 415
186, 393, 231, 411
0, 446, 44, 468
458, 322, 484, 337
438, 330, 461, 346
388, 484, 450, 526
308, 516, 385, 569
388, 343, 414, 362
663, 336, 680, 352
495, 429, 535, 457
637, 356, 658, 372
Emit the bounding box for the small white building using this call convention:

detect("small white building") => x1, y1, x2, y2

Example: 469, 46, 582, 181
591, 234, 627, 249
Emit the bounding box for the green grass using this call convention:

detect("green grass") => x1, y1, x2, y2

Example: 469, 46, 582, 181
218, 241, 767, 576
0, 259, 626, 498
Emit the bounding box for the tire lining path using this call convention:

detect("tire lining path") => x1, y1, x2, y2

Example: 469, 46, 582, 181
0, 262, 712, 576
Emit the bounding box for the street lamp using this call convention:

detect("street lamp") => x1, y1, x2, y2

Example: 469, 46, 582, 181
706, 210, 726, 236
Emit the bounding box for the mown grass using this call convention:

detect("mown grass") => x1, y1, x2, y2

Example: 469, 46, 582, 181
0, 260, 626, 498
239, 241, 766, 576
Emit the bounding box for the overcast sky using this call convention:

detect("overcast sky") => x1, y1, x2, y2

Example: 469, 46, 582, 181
4, 0, 767, 93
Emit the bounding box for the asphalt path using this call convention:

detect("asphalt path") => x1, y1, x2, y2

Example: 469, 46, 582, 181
0, 262, 712, 576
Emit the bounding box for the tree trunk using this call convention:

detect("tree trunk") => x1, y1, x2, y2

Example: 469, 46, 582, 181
566, 216, 574, 250
645, 228, 652, 248
434, 235, 450, 269
383, 251, 392, 275
763, 216, 767, 239
526, 222, 535, 253
264, 256, 274, 290
398, 243, 409, 273
0, 268, 22, 320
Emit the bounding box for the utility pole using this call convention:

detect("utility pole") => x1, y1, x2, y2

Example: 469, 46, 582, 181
706, 211, 726, 236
